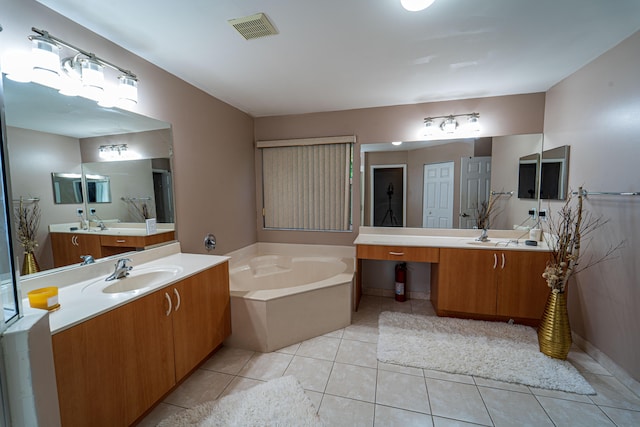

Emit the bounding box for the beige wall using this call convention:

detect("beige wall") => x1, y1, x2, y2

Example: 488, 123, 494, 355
2, 0, 257, 256
543, 30, 640, 384
255, 93, 545, 245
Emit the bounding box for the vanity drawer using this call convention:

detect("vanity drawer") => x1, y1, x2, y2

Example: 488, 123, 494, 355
356, 245, 439, 263
100, 235, 147, 247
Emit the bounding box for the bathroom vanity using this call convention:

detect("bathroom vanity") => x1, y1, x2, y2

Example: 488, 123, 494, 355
20, 243, 230, 427
49, 223, 176, 267
355, 227, 551, 325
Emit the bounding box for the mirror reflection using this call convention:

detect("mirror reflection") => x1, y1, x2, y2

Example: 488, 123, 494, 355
540, 145, 570, 200
517, 153, 540, 199
361, 134, 544, 231
3, 76, 175, 273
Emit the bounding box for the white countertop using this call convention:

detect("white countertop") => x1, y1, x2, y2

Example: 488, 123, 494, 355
354, 227, 551, 252
21, 245, 228, 334
48, 222, 174, 236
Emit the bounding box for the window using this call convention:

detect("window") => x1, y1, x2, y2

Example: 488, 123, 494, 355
259, 136, 354, 231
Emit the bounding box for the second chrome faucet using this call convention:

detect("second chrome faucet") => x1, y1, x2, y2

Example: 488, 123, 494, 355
105, 258, 132, 281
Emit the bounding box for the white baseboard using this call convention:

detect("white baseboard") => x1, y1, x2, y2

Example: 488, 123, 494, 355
572, 332, 640, 398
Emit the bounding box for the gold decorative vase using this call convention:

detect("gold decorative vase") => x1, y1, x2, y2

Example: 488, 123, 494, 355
538, 291, 571, 360
22, 251, 40, 276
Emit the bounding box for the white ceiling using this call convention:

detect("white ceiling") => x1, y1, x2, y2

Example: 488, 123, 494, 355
35, 0, 640, 118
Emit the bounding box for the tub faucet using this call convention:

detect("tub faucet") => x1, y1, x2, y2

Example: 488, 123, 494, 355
105, 258, 132, 281
476, 228, 489, 242
80, 255, 95, 265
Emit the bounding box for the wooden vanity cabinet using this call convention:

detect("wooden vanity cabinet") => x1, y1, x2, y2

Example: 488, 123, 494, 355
51, 262, 231, 427
432, 248, 550, 324
50, 232, 103, 268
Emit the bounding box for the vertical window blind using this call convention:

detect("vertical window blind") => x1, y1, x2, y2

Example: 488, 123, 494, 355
258, 136, 354, 231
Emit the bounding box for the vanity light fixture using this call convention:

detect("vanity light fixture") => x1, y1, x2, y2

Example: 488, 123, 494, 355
3, 27, 139, 108
401, 0, 436, 12
99, 144, 128, 160
391, 141, 403, 146
422, 113, 481, 137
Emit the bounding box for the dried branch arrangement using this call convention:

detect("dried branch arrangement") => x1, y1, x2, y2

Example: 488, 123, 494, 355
475, 192, 503, 230
15, 198, 41, 253
542, 187, 622, 293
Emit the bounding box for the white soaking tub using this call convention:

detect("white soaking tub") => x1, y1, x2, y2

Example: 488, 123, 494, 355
224, 243, 354, 352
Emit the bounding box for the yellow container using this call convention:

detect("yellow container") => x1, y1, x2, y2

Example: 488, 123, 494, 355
27, 287, 60, 311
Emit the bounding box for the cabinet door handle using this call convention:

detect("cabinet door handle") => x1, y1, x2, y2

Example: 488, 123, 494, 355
164, 292, 172, 316
173, 288, 181, 312
389, 251, 405, 256
116, 239, 126, 243
493, 253, 498, 269
501, 253, 506, 269
72, 235, 78, 246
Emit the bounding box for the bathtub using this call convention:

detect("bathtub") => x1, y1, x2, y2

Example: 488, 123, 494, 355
224, 243, 355, 352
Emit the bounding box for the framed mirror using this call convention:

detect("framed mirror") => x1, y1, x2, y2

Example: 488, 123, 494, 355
540, 145, 570, 200
517, 153, 540, 199
3, 76, 175, 273
51, 172, 84, 204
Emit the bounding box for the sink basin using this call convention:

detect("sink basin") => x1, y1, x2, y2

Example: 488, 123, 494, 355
82, 266, 183, 294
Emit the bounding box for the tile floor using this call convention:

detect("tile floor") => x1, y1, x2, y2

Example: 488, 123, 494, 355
139, 295, 640, 426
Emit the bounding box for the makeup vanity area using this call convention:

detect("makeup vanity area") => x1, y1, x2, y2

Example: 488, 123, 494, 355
355, 227, 552, 326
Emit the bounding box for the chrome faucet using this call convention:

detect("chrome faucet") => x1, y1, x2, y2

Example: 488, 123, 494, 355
97, 221, 107, 231
476, 228, 489, 242
105, 258, 132, 281
80, 255, 95, 265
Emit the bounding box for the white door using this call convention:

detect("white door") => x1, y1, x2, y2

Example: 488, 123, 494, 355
460, 156, 492, 229
422, 161, 454, 228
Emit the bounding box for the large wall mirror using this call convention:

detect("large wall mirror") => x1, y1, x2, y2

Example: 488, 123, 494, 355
517, 145, 570, 200
361, 133, 545, 231
3, 76, 176, 273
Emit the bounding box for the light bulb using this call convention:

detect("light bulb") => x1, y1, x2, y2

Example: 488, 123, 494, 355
401, 0, 435, 12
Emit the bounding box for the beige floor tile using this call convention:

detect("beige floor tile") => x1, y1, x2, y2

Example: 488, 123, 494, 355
376, 370, 430, 414
336, 338, 378, 368
325, 362, 377, 402
374, 404, 434, 427
306, 390, 324, 412
275, 342, 300, 354
219, 376, 264, 398
163, 369, 233, 408
599, 405, 640, 427
283, 355, 333, 392
426, 378, 492, 426
136, 403, 185, 427
584, 373, 640, 411
380, 300, 413, 313
536, 395, 616, 426
352, 309, 381, 326
199, 346, 254, 375
342, 323, 379, 343
378, 361, 424, 377
423, 369, 474, 385
567, 350, 611, 375
296, 335, 341, 361
432, 416, 488, 427
473, 376, 531, 393
237, 351, 293, 381
529, 385, 593, 403
479, 386, 553, 427
324, 327, 345, 338
319, 395, 375, 427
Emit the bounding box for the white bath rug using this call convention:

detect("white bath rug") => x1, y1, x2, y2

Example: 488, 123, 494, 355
377, 311, 595, 395
157, 376, 323, 427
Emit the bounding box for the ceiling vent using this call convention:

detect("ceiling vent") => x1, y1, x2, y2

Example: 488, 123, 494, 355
228, 13, 278, 40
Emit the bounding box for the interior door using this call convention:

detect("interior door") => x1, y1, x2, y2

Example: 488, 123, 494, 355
459, 156, 492, 229
423, 162, 454, 228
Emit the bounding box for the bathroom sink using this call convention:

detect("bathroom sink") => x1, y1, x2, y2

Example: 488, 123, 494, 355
82, 266, 183, 294
466, 239, 521, 247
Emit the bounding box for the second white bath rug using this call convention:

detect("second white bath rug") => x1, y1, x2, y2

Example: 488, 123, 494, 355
377, 311, 595, 395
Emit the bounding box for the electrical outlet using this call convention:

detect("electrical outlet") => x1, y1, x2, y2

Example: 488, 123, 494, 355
528, 208, 537, 219
76, 208, 83, 216
539, 209, 547, 221
90, 208, 96, 215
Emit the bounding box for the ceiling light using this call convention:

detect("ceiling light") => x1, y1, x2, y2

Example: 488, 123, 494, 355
401, 0, 435, 12
422, 113, 480, 138
441, 116, 458, 133
30, 34, 61, 89
392, 141, 403, 146
2, 27, 140, 110
99, 144, 128, 160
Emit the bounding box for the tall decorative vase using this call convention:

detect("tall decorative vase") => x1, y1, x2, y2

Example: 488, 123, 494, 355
538, 291, 572, 360
22, 251, 40, 276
